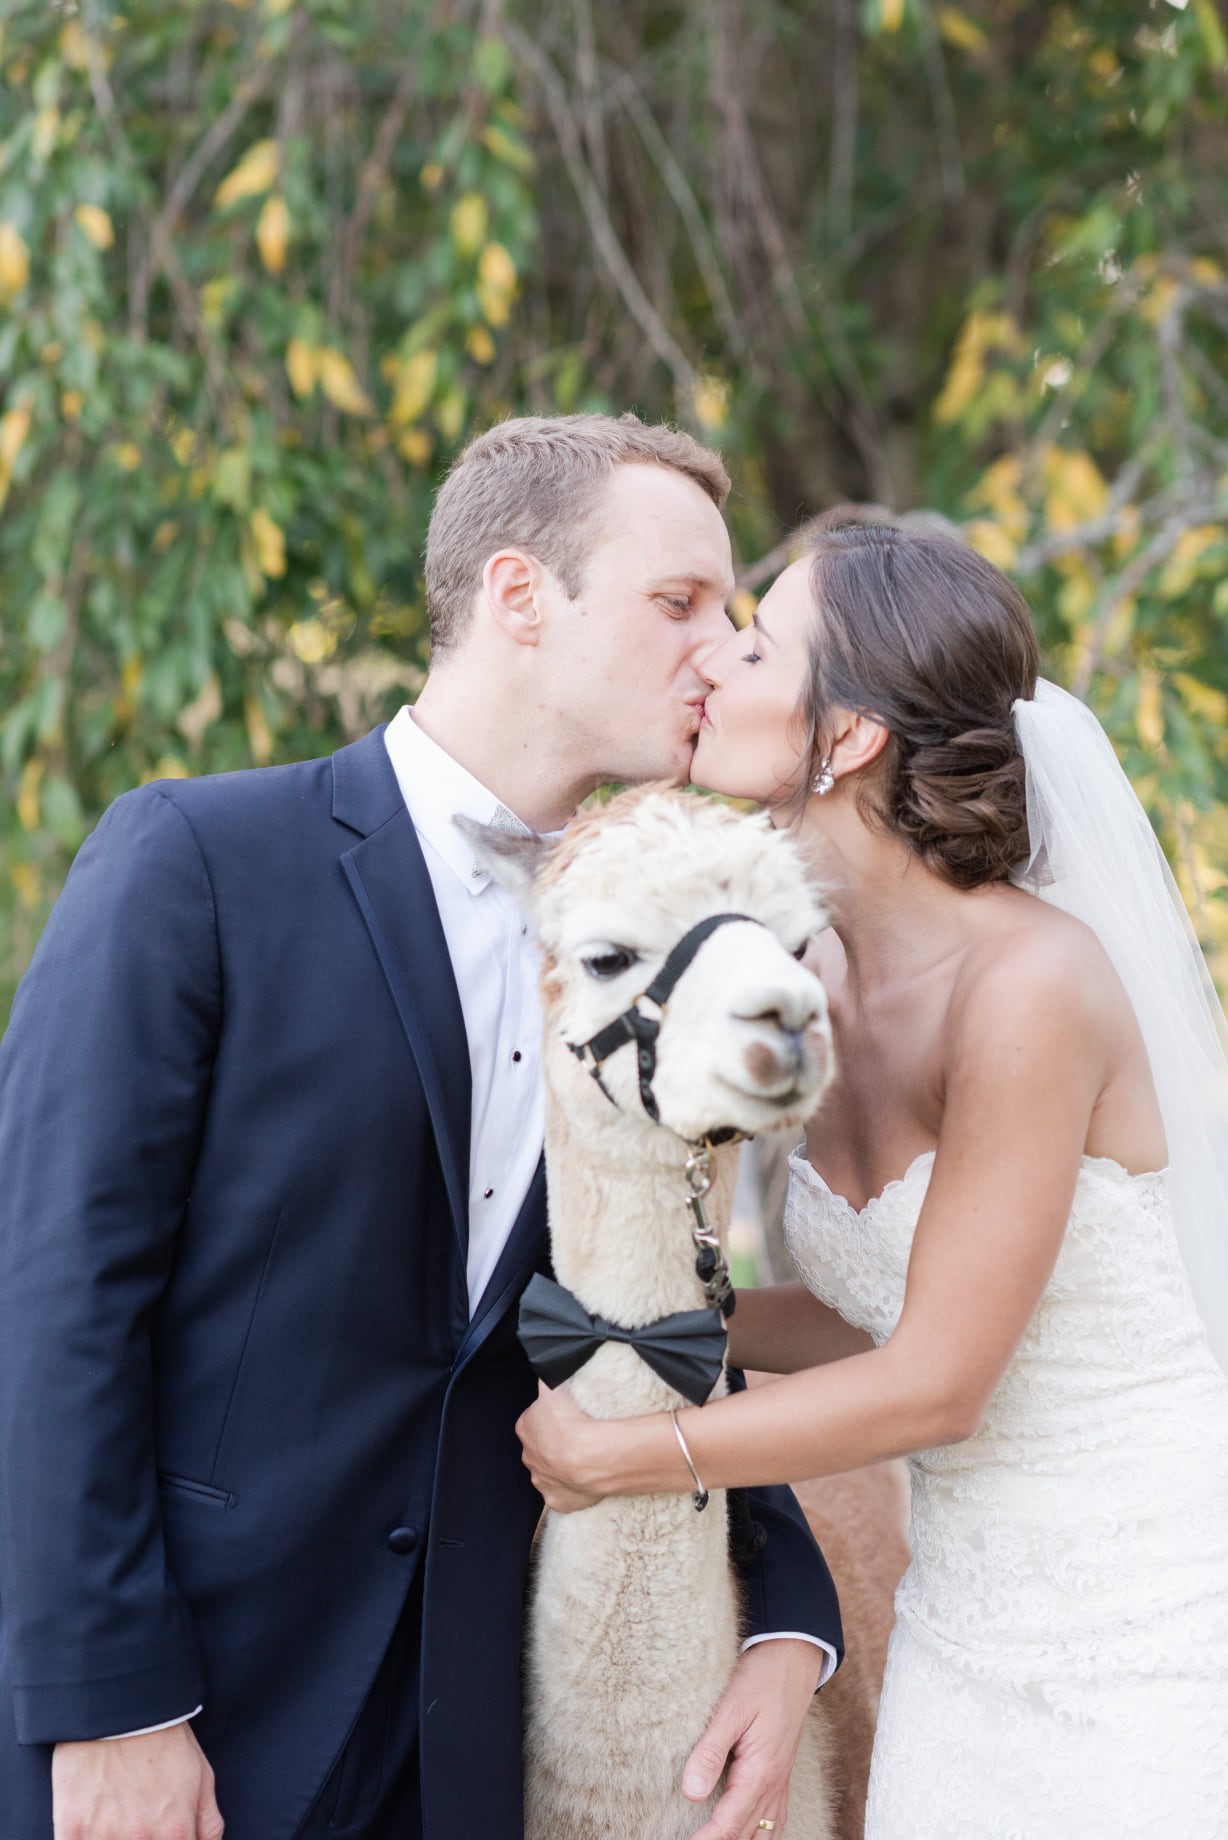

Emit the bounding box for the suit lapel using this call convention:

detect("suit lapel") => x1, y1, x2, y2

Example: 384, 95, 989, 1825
457, 1154, 548, 1369
334, 730, 472, 1265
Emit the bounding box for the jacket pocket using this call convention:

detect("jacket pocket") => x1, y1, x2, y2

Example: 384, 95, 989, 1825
158, 1472, 235, 1511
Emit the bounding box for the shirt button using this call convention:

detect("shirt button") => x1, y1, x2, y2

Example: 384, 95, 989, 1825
512, 1050, 522, 1063
387, 1525, 419, 1555
484, 1187, 494, 1200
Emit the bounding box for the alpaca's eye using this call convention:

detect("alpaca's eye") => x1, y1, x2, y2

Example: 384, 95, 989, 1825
792, 939, 810, 962
583, 948, 640, 980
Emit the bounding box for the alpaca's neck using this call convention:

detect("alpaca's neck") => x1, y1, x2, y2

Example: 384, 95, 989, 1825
543, 1092, 738, 1329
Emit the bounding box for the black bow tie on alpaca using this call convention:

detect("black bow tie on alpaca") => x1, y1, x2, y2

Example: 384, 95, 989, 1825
517, 1273, 727, 1407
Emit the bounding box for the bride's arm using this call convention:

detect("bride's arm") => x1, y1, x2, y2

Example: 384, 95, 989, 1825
726, 1283, 874, 1373
519, 932, 1111, 1507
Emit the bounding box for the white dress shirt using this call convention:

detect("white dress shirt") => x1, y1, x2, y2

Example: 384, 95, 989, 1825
112, 710, 831, 1737
383, 703, 548, 1313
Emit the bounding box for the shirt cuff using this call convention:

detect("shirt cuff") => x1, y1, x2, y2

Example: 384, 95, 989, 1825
740, 1631, 839, 1689
102, 1708, 202, 1740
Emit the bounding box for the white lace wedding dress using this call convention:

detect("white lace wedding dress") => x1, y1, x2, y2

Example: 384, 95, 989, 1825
784, 1147, 1228, 1839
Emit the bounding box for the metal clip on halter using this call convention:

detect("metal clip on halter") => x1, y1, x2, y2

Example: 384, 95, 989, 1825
685, 1143, 736, 1319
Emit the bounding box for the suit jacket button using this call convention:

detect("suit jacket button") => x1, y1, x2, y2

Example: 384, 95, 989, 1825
387, 1525, 419, 1554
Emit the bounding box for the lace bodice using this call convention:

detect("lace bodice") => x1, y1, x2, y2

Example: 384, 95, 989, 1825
784, 1148, 1228, 1838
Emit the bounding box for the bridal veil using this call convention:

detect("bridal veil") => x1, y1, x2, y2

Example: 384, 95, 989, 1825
1012, 679, 1228, 1375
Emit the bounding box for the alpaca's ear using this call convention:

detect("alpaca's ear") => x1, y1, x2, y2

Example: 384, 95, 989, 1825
452, 813, 550, 897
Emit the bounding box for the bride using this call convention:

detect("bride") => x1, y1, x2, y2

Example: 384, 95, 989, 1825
516, 519, 1228, 1837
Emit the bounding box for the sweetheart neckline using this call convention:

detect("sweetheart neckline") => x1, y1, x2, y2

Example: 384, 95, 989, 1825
788, 1146, 1170, 1221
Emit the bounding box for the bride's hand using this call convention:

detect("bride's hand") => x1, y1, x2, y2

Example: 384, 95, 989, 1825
516, 1381, 607, 1512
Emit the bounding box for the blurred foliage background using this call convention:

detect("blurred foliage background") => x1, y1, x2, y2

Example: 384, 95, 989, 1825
2, 0, 1227, 1022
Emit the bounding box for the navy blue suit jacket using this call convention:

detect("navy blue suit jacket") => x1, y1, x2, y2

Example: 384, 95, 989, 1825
0, 728, 842, 1839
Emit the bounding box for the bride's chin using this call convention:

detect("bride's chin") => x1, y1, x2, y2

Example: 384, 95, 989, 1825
689, 736, 732, 795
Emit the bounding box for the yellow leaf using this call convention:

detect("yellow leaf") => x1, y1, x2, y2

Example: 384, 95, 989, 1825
246, 693, 274, 764
10, 863, 42, 910
73, 203, 114, 250
1055, 560, 1096, 624
17, 759, 42, 833
201, 275, 237, 332
1174, 673, 1228, 728
61, 388, 84, 421
731, 590, 757, 629
256, 193, 290, 273
478, 241, 516, 294
0, 403, 32, 470
937, 7, 986, 51
1193, 0, 1228, 67
880, 0, 906, 30
60, 21, 90, 69
0, 221, 30, 297
1139, 275, 1181, 326
969, 454, 1028, 542
1113, 503, 1140, 559
479, 124, 535, 176
250, 507, 287, 578
389, 348, 438, 426
177, 674, 223, 748
113, 442, 142, 472
288, 618, 337, 665
477, 281, 511, 328
33, 107, 60, 162
476, 245, 519, 331
317, 347, 375, 417
265, 0, 297, 15
421, 161, 444, 193
1136, 672, 1164, 755
933, 313, 1020, 426
692, 374, 729, 431
145, 756, 192, 782
153, 520, 179, 554
465, 325, 496, 365
1157, 524, 1223, 598
286, 337, 317, 399
963, 520, 1019, 570
434, 389, 466, 443
1043, 448, 1108, 529
214, 138, 281, 210
1190, 256, 1224, 287
451, 192, 489, 258
398, 428, 433, 467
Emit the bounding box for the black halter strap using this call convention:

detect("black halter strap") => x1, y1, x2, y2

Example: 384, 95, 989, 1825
567, 913, 763, 1133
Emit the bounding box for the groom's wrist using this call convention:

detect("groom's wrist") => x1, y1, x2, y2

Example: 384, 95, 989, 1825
740, 1632, 837, 1689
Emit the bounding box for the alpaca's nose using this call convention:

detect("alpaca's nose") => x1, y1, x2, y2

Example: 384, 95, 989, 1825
735, 983, 823, 1036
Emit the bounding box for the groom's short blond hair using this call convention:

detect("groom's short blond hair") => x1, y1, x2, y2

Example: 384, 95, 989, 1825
424, 413, 730, 658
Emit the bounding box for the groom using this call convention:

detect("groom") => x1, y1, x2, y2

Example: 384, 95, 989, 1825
0, 413, 842, 1840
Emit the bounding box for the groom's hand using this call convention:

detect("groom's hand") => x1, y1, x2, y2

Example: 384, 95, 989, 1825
682, 1637, 823, 1840
52, 1723, 224, 1840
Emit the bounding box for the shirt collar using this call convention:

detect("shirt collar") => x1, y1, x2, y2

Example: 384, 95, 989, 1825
383, 704, 537, 894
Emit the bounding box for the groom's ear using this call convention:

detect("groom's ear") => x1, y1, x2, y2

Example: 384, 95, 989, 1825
452, 814, 550, 898
481, 548, 543, 648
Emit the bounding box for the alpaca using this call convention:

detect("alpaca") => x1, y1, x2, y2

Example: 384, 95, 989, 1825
464, 784, 838, 1840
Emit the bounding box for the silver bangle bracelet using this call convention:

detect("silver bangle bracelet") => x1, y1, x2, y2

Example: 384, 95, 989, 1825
669, 1408, 710, 1513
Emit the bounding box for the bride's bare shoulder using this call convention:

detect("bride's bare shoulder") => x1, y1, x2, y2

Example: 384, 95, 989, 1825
950, 890, 1128, 1046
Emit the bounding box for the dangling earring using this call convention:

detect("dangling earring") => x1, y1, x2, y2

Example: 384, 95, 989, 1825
812, 757, 835, 797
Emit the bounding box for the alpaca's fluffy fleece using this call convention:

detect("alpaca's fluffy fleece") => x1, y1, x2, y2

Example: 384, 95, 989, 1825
518, 787, 836, 1840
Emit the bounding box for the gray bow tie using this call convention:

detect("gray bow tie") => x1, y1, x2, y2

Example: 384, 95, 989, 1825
470, 802, 530, 877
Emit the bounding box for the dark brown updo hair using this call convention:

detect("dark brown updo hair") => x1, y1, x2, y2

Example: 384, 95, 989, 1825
795, 514, 1039, 890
